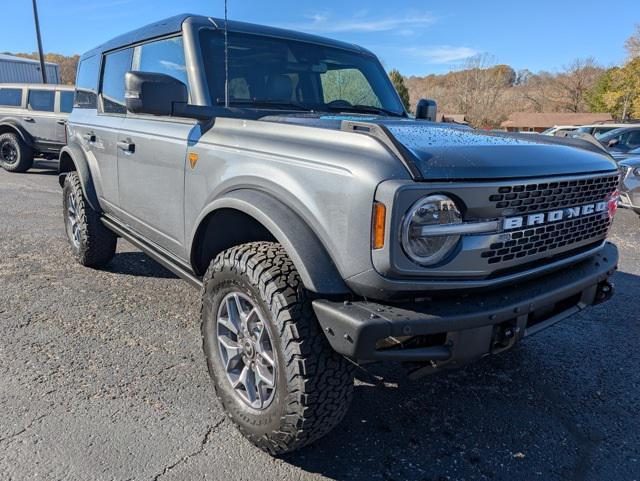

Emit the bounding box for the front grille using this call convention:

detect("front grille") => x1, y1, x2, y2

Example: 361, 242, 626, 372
481, 211, 611, 265
488, 174, 619, 214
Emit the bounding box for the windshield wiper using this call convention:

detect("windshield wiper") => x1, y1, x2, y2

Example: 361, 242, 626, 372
326, 104, 405, 118
216, 98, 310, 111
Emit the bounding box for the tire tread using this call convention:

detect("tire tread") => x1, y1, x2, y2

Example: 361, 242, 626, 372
201, 242, 353, 454
63, 172, 117, 268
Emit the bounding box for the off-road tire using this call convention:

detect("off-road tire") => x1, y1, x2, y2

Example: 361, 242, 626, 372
201, 242, 354, 455
63, 172, 117, 268
0, 132, 34, 173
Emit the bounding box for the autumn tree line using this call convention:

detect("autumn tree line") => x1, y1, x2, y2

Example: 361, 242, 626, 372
5, 25, 639, 130
390, 25, 640, 128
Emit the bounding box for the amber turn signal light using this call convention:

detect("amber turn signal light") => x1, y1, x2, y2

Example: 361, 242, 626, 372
372, 202, 386, 250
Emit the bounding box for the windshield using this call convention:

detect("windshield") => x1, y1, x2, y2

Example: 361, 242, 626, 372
199, 30, 405, 116
592, 127, 619, 139
597, 128, 629, 143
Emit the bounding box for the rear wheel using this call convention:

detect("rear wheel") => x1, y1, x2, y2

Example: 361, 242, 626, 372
201, 242, 354, 454
63, 172, 117, 268
0, 132, 33, 173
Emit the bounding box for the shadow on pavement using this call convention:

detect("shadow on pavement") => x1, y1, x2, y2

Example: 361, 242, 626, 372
107, 251, 179, 280
25, 159, 59, 175
281, 269, 640, 481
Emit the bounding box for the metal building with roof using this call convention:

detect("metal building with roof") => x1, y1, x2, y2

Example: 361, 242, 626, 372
0, 53, 60, 84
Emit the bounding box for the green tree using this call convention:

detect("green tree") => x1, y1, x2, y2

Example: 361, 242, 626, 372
586, 68, 617, 114
601, 58, 640, 119
389, 69, 410, 111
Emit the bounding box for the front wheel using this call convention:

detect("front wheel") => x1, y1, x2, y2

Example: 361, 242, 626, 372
201, 242, 354, 455
0, 132, 33, 173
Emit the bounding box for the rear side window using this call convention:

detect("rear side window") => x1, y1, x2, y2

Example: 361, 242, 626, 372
59, 91, 74, 113
75, 55, 100, 109
28, 90, 55, 112
133, 36, 189, 89
0, 88, 23, 107
101, 48, 133, 114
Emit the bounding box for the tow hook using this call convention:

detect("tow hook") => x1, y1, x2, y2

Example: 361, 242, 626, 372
594, 280, 614, 305
491, 322, 520, 353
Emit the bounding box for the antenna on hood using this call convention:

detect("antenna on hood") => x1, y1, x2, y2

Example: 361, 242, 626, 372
224, 0, 229, 108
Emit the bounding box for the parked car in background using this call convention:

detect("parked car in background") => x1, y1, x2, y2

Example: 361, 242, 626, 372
0, 83, 74, 172
596, 126, 640, 154
618, 156, 640, 215
540, 125, 578, 136
576, 123, 640, 140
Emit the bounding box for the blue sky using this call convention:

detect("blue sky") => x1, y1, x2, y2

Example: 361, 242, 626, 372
0, 0, 637, 76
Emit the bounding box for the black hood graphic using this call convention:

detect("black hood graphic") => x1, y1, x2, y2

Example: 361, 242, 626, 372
262, 114, 617, 180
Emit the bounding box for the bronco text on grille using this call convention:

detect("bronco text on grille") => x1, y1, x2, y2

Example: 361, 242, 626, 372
482, 174, 619, 267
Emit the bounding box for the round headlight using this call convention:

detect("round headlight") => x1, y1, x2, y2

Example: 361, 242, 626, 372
401, 195, 462, 266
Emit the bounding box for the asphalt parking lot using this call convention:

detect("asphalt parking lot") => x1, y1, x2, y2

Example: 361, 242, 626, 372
1, 160, 639, 481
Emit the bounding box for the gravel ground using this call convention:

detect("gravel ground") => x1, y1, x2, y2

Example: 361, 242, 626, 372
1, 160, 639, 481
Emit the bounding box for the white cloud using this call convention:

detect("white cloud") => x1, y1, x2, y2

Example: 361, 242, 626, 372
159, 60, 186, 72
287, 11, 436, 33
404, 46, 479, 64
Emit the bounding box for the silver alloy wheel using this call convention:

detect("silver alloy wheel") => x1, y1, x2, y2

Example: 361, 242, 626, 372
66, 191, 81, 249
216, 292, 277, 410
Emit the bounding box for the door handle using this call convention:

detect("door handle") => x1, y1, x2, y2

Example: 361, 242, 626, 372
56, 119, 66, 125
23, 117, 35, 122
117, 140, 135, 154
83, 133, 96, 142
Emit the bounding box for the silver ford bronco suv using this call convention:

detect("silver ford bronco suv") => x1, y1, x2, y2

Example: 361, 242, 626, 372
0, 83, 74, 172
59, 14, 620, 454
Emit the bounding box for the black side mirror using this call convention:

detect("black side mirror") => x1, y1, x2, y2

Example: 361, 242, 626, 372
125, 71, 188, 116
415, 98, 437, 121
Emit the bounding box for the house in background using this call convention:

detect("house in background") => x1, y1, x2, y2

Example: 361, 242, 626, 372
437, 113, 469, 125
500, 112, 613, 132
0, 53, 60, 84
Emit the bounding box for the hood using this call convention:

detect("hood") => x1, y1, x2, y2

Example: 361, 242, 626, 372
262, 115, 617, 181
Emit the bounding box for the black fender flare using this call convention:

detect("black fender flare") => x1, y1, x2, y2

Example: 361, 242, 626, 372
192, 189, 349, 295
0, 120, 35, 148
57, 143, 102, 213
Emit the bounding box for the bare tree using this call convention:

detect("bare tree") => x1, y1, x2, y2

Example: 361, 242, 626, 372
625, 24, 640, 60
449, 54, 514, 127
551, 58, 603, 112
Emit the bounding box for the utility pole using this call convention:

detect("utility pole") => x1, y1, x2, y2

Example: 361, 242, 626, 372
31, 0, 47, 84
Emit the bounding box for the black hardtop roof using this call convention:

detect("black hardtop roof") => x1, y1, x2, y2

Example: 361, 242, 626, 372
81, 13, 372, 60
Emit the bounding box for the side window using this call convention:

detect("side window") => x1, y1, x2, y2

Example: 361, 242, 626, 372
75, 55, 100, 109
624, 131, 640, 149
28, 90, 55, 112
133, 36, 188, 88
59, 91, 74, 113
0, 88, 23, 107
321, 68, 381, 108
101, 48, 133, 115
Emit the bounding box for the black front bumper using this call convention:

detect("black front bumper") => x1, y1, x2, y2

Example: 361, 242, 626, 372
313, 243, 618, 370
